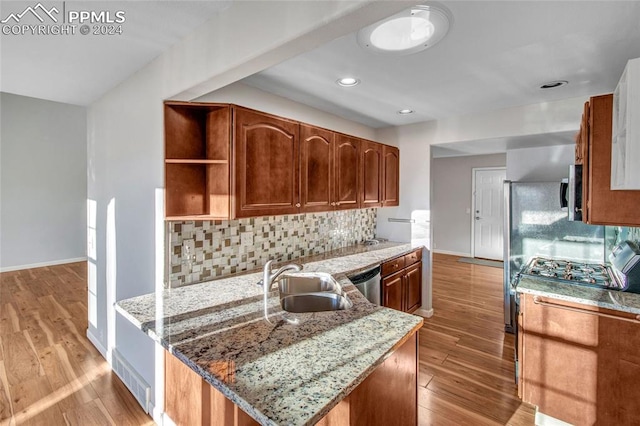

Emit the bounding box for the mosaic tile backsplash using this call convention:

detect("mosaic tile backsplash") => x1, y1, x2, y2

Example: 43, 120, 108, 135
168, 209, 377, 287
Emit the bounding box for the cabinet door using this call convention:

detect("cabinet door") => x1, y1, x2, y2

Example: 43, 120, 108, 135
360, 141, 382, 208
382, 146, 399, 207
584, 95, 640, 226
234, 107, 299, 218
404, 262, 422, 313
334, 135, 360, 210
300, 125, 334, 212
382, 271, 404, 311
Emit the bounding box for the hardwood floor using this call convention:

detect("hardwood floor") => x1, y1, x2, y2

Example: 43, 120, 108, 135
419, 253, 536, 425
0, 262, 153, 426
1, 255, 534, 426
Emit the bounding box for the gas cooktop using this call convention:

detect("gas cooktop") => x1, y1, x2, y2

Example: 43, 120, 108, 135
521, 257, 624, 290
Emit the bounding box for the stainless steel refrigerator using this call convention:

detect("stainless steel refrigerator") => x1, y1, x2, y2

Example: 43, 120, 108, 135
503, 181, 605, 333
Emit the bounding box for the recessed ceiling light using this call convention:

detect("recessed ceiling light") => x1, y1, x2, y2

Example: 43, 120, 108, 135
336, 77, 360, 87
540, 80, 568, 89
398, 109, 414, 115
357, 4, 452, 56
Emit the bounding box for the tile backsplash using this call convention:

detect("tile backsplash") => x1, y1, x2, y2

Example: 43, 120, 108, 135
167, 209, 377, 287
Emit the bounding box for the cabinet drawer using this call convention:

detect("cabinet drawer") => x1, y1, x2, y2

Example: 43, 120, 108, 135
404, 249, 422, 267
382, 256, 405, 276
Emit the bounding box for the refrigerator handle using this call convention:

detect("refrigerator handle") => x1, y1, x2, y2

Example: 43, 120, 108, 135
503, 180, 513, 330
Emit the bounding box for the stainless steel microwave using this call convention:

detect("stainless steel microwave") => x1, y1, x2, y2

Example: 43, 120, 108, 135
560, 164, 583, 221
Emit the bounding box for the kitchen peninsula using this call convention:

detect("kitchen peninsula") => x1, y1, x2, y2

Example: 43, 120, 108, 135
116, 243, 425, 425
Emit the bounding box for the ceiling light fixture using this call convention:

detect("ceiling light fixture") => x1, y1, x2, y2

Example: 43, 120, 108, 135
398, 109, 414, 115
540, 80, 568, 89
336, 77, 360, 87
357, 4, 452, 56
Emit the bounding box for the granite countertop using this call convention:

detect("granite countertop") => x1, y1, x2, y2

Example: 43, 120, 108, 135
116, 242, 425, 426
517, 276, 640, 315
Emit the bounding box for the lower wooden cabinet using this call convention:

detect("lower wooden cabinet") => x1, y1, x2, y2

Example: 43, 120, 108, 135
164, 332, 418, 426
382, 249, 422, 313
518, 293, 640, 425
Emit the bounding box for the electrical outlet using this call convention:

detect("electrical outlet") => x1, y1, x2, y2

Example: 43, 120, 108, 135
241, 232, 254, 247
182, 239, 195, 261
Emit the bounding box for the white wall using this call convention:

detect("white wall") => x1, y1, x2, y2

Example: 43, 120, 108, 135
86, 1, 414, 419
0, 92, 86, 271
197, 82, 376, 140
432, 154, 506, 256
506, 144, 574, 182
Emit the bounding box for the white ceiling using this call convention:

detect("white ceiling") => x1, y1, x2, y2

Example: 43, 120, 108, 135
241, 1, 640, 129
0, 1, 231, 105
2, 0, 640, 158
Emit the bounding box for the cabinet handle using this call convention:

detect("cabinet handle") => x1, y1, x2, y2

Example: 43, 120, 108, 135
295, 203, 301, 208
331, 202, 336, 206
336, 202, 341, 206
532, 296, 640, 323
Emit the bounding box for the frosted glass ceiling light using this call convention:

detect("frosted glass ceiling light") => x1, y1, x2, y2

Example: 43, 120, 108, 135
357, 4, 452, 55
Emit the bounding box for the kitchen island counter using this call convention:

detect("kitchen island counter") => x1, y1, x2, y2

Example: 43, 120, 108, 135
517, 275, 640, 314
116, 242, 424, 425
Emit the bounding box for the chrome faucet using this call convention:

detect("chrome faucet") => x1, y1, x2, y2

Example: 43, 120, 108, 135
260, 260, 302, 324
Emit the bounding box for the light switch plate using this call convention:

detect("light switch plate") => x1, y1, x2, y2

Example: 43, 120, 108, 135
182, 239, 195, 261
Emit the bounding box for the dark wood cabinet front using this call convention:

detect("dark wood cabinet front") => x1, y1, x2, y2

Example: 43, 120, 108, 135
382, 271, 404, 311
335, 135, 361, 210
579, 94, 640, 226
234, 107, 300, 218
360, 141, 382, 208
164, 102, 400, 220
382, 146, 399, 207
404, 262, 422, 313
300, 125, 334, 212
381, 249, 422, 313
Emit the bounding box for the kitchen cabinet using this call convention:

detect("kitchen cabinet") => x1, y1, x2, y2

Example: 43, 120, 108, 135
382, 248, 422, 313
164, 102, 399, 220
300, 124, 334, 212
611, 57, 640, 190
518, 293, 640, 425
382, 145, 400, 207
165, 332, 418, 426
164, 102, 231, 219
334, 134, 361, 210
577, 94, 640, 226
234, 107, 300, 218
360, 140, 382, 208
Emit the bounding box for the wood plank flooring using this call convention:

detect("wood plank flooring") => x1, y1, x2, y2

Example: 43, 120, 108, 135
419, 253, 536, 425
1, 256, 534, 425
0, 262, 153, 426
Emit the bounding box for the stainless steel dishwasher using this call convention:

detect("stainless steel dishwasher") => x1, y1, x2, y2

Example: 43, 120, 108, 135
347, 265, 381, 305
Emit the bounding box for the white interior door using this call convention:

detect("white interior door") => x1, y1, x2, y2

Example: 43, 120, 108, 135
473, 168, 506, 260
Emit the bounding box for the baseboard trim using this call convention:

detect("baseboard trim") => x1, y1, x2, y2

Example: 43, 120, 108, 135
86, 329, 108, 358
432, 249, 471, 257
0, 257, 87, 273
415, 308, 434, 318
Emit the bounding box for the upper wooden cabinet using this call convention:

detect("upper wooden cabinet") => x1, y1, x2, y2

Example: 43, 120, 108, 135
164, 102, 400, 220
335, 135, 361, 210
234, 107, 300, 218
300, 125, 334, 213
360, 140, 382, 208
382, 145, 400, 207
578, 94, 640, 226
164, 102, 231, 219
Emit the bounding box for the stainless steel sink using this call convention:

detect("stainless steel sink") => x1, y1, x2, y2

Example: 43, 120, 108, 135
280, 292, 352, 313
277, 272, 341, 297
276, 272, 352, 313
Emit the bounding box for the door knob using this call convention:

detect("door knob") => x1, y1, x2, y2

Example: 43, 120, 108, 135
475, 216, 481, 220
295, 203, 301, 208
